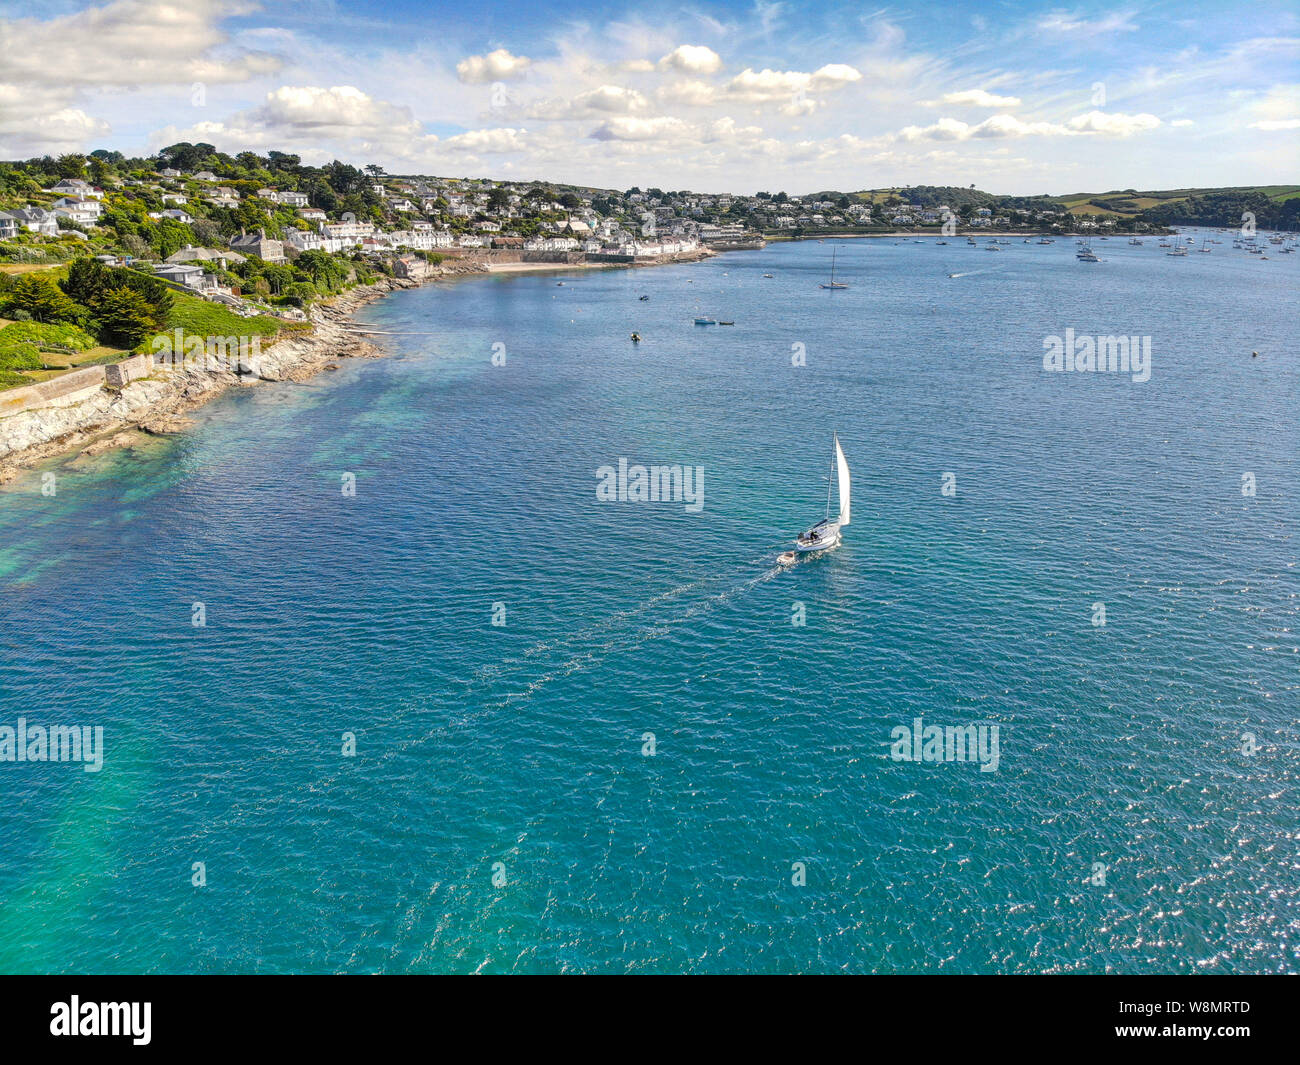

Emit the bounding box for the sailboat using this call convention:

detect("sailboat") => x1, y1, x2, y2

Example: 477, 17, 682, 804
788, 433, 850, 556
819, 246, 848, 289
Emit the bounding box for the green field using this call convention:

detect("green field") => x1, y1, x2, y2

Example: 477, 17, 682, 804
1053, 185, 1300, 217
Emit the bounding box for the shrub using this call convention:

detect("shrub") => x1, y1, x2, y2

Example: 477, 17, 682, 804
0, 340, 43, 371
0, 320, 96, 352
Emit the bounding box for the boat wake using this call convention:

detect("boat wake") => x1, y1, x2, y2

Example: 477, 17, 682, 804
184, 557, 789, 851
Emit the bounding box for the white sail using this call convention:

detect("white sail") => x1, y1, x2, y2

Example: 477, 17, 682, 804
834, 433, 850, 527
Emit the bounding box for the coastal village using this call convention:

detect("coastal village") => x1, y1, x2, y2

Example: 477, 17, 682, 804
0, 146, 1167, 327
0, 145, 1282, 478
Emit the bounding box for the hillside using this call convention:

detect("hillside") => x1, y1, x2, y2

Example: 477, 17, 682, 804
847, 184, 1300, 229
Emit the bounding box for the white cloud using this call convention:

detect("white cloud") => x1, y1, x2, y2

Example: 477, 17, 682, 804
726, 68, 810, 101
1067, 110, 1161, 135
575, 85, 650, 113
658, 45, 723, 74
1170, 118, 1195, 127
899, 115, 1074, 141
443, 127, 528, 153
0, 103, 109, 156
589, 115, 694, 141
657, 80, 719, 107
253, 85, 422, 136
1037, 11, 1139, 36
930, 89, 1023, 108
810, 64, 862, 90
725, 64, 861, 103
0, 0, 281, 89
1242, 85, 1300, 131
149, 85, 433, 162
456, 48, 531, 84
898, 109, 1162, 142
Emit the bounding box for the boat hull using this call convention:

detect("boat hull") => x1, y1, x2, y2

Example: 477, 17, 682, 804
794, 527, 841, 553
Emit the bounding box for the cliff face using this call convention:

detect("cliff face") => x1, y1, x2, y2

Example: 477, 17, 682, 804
0, 281, 397, 482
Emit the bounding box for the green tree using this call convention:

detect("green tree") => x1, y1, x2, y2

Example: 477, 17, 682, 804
2, 274, 80, 323
56, 153, 88, 179
95, 287, 159, 347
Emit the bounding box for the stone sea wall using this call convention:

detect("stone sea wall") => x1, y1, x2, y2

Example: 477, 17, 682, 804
0, 281, 401, 482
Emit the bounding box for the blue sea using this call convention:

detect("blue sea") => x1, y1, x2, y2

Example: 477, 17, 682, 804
0, 233, 1296, 973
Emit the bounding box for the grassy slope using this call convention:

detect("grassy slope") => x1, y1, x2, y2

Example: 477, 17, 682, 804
1052, 185, 1300, 217
1, 289, 297, 390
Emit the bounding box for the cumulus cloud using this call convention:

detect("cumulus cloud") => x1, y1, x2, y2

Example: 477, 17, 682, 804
0, 0, 281, 89
0, 101, 109, 156
251, 85, 423, 137
898, 109, 1161, 142
1066, 110, 1161, 135
589, 115, 694, 141
456, 48, 531, 84
658, 45, 723, 74
725, 64, 862, 102
928, 89, 1022, 108
149, 85, 433, 161
656, 80, 719, 107
898, 114, 1072, 140
810, 64, 863, 90
442, 127, 528, 152
575, 85, 650, 113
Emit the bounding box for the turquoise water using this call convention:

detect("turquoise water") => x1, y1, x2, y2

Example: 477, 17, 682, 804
0, 234, 1296, 973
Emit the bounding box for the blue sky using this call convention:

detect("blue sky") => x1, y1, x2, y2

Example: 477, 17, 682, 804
1, 0, 1296, 193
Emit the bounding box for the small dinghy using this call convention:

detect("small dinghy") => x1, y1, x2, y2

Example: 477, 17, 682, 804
777, 551, 797, 566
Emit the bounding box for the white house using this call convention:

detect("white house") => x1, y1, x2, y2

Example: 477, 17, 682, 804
47, 178, 104, 200
52, 197, 103, 225
3, 207, 59, 236
320, 220, 374, 243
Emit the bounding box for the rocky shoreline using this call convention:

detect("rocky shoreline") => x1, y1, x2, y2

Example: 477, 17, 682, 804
0, 247, 719, 484
0, 279, 408, 484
